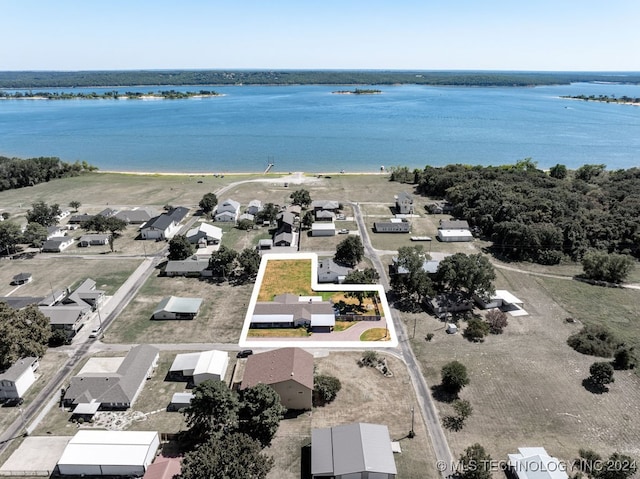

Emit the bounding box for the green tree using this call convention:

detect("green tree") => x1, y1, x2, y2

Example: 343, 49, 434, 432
168, 234, 194, 261
313, 374, 342, 406
334, 235, 364, 267
613, 347, 636, 370
436, 253, 495, 299
443, 399, 473, 431
26, 201, 61, 227
209, 245, 238, 280
549, 164, 567, 179
575, 163, 606, 182
390, 246, 434, 303
236, 219, 255, 231
238, 384, 285, 448
22, 222, 48, 248
598, 452, 637, 479
464, 318, 490, 342
459, 443, 493, 479
180, 433, 273, 479
238, 248, 261, 278
441, 360, 470, 395
199, 192, 218, 214
0, 304, 51, 369
104, 216, 127, 236
255, 203, 279, 224
0, 222, 22, 255
290, 189, 312, 208
183, 379, 240, 445
582, 251, 634, 283
344, 268, 379, 284
588, 362, 614, 391
68, 200, 81, 211
301, 210, 314, 229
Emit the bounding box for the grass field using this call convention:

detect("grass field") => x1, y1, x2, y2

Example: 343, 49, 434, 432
406, 266, 640, 467
257, 259, 314, 301
104, 272, 252, 344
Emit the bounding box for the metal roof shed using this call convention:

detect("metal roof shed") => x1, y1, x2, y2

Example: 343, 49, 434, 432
57, 430, 160, 476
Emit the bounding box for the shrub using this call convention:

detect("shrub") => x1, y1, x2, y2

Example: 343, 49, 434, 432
486, 309, 508, 334
464, 318, 489, 342
612, 347, 636, 370
441, 360, 470, 394
567, 325, 620, 357
313, 375, 342, 406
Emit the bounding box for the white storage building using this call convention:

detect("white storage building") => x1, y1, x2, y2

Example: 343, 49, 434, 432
311, 222, 336, 237
437, 229, 474, 242
169, 350, 229, 385
57, 430, 160, 476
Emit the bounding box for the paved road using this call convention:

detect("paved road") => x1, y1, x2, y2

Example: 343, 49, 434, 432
351, 202, 454, 478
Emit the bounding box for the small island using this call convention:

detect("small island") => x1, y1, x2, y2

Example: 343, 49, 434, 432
0, 89, 221, 100
561, 94, 640, 106
332, 88, 382, 95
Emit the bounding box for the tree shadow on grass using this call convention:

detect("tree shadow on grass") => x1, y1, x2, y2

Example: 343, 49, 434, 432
582, 378, 609, 394
430, 384, 459, 403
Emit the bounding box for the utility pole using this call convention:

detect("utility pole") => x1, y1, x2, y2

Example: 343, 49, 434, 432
409, 406, 415, 438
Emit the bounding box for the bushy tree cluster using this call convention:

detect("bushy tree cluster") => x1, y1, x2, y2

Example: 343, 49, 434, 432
575, 448, 637, 479
209, 245, 261, 281
0, 156, 96, 192
334, 235, 364, 267
581, 250, 634, 283
414, 163, 640, 262
0, 303, 51, 369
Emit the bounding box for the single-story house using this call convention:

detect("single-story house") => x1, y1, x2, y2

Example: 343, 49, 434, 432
274, 231, 294, 247
11, 272, 32, 285
57, 430, 160, 477
68, 213, 95, 224
251, 293, 336, 331
395, 192, 414, 215
0, 357, 39, 400
439, 219, 470, 230
46, 225, 64, 239
168, 393, 193, 412
437, 229, 473, 242
311, 222, 336, 237
0, 296, 44, 310
42, 237, 74, 252
140, 207, 189, 240
164, 259, 211, 277
247, 199, 262, 215
427, 292, 474, 318
78, 234, 111, 247
315, 210, 336, 222
152, 296, 203, 320
185, 222, 222, 245
317, 258, 351, 283
40, 305, 87, 339
508, 447, 568, 479
241, 347, 313, 410
169, 350, 229, 385
374, 219, 410, 233
63, 345, 159, 410
239, 212, 255, 222
312, 200, 340, 212
114, 208, 160, 225
311, 422, 397, 478
65, 278, 105, 310
214, 199, 241, 223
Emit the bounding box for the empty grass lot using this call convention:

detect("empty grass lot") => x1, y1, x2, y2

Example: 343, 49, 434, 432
258, 259, 314, 301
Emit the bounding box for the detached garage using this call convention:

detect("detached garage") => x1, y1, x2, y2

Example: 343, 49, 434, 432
57, 430, 160, 476
437, 229, 473, 242
311, 222, 336, 237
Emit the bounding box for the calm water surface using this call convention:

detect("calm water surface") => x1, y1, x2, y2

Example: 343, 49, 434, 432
1, 83, 639, 173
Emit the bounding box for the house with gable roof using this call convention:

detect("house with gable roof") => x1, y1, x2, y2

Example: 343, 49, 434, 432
240, 347, 313, 410
0, 357, 39, 400
214, 199, 241, 223
395, 191, 414, 215
140, 207, 189, 240
251, 294, 335, 331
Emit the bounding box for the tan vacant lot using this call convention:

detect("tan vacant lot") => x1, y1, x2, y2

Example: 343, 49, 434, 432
407, 266, 640, 466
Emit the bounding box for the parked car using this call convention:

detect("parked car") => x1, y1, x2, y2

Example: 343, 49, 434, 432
89, 326, 102, 338
236, 349, 254, 358
3, 397, 24, 407
338, 229, 349, 234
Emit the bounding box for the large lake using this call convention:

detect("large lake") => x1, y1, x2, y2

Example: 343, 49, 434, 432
1, 83, 639, 173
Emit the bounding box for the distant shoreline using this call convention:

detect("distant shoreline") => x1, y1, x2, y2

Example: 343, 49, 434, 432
98, 170, 388, 177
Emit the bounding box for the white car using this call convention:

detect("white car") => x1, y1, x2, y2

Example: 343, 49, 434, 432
89, 326, 102, 338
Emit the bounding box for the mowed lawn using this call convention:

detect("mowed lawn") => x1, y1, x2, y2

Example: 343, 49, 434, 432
407, 267, 640, 466
258, 259, 314, 301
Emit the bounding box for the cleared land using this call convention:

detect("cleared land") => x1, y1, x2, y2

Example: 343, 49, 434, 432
258, 259, 314, 300
407, 266, 640, 466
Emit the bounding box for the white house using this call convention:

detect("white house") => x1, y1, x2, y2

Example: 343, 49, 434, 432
169, 350, 229, 385
185, 222, 222, 246
57, 430, 160, 476
437, 229, 474, 242
311, 222, 336, 237
214, 199, 241, 223
152, 296, 203, 320
42, 237, 74, 252
0, 357, 39, 400
247, 199, 262, 215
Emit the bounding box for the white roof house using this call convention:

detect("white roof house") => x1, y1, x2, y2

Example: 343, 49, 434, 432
508, 447, 568, 479
186, 222, 222, 245
57, 430, 160, 477
0, 357, 39, 399
437, 229, 474, 242
311, 222, 336, 237
169, 350, 229, 385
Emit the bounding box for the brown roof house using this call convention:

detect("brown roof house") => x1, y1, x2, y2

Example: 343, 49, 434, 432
241, 347, 313, 410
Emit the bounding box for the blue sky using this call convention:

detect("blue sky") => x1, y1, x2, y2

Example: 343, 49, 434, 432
2, 0, 639, 71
